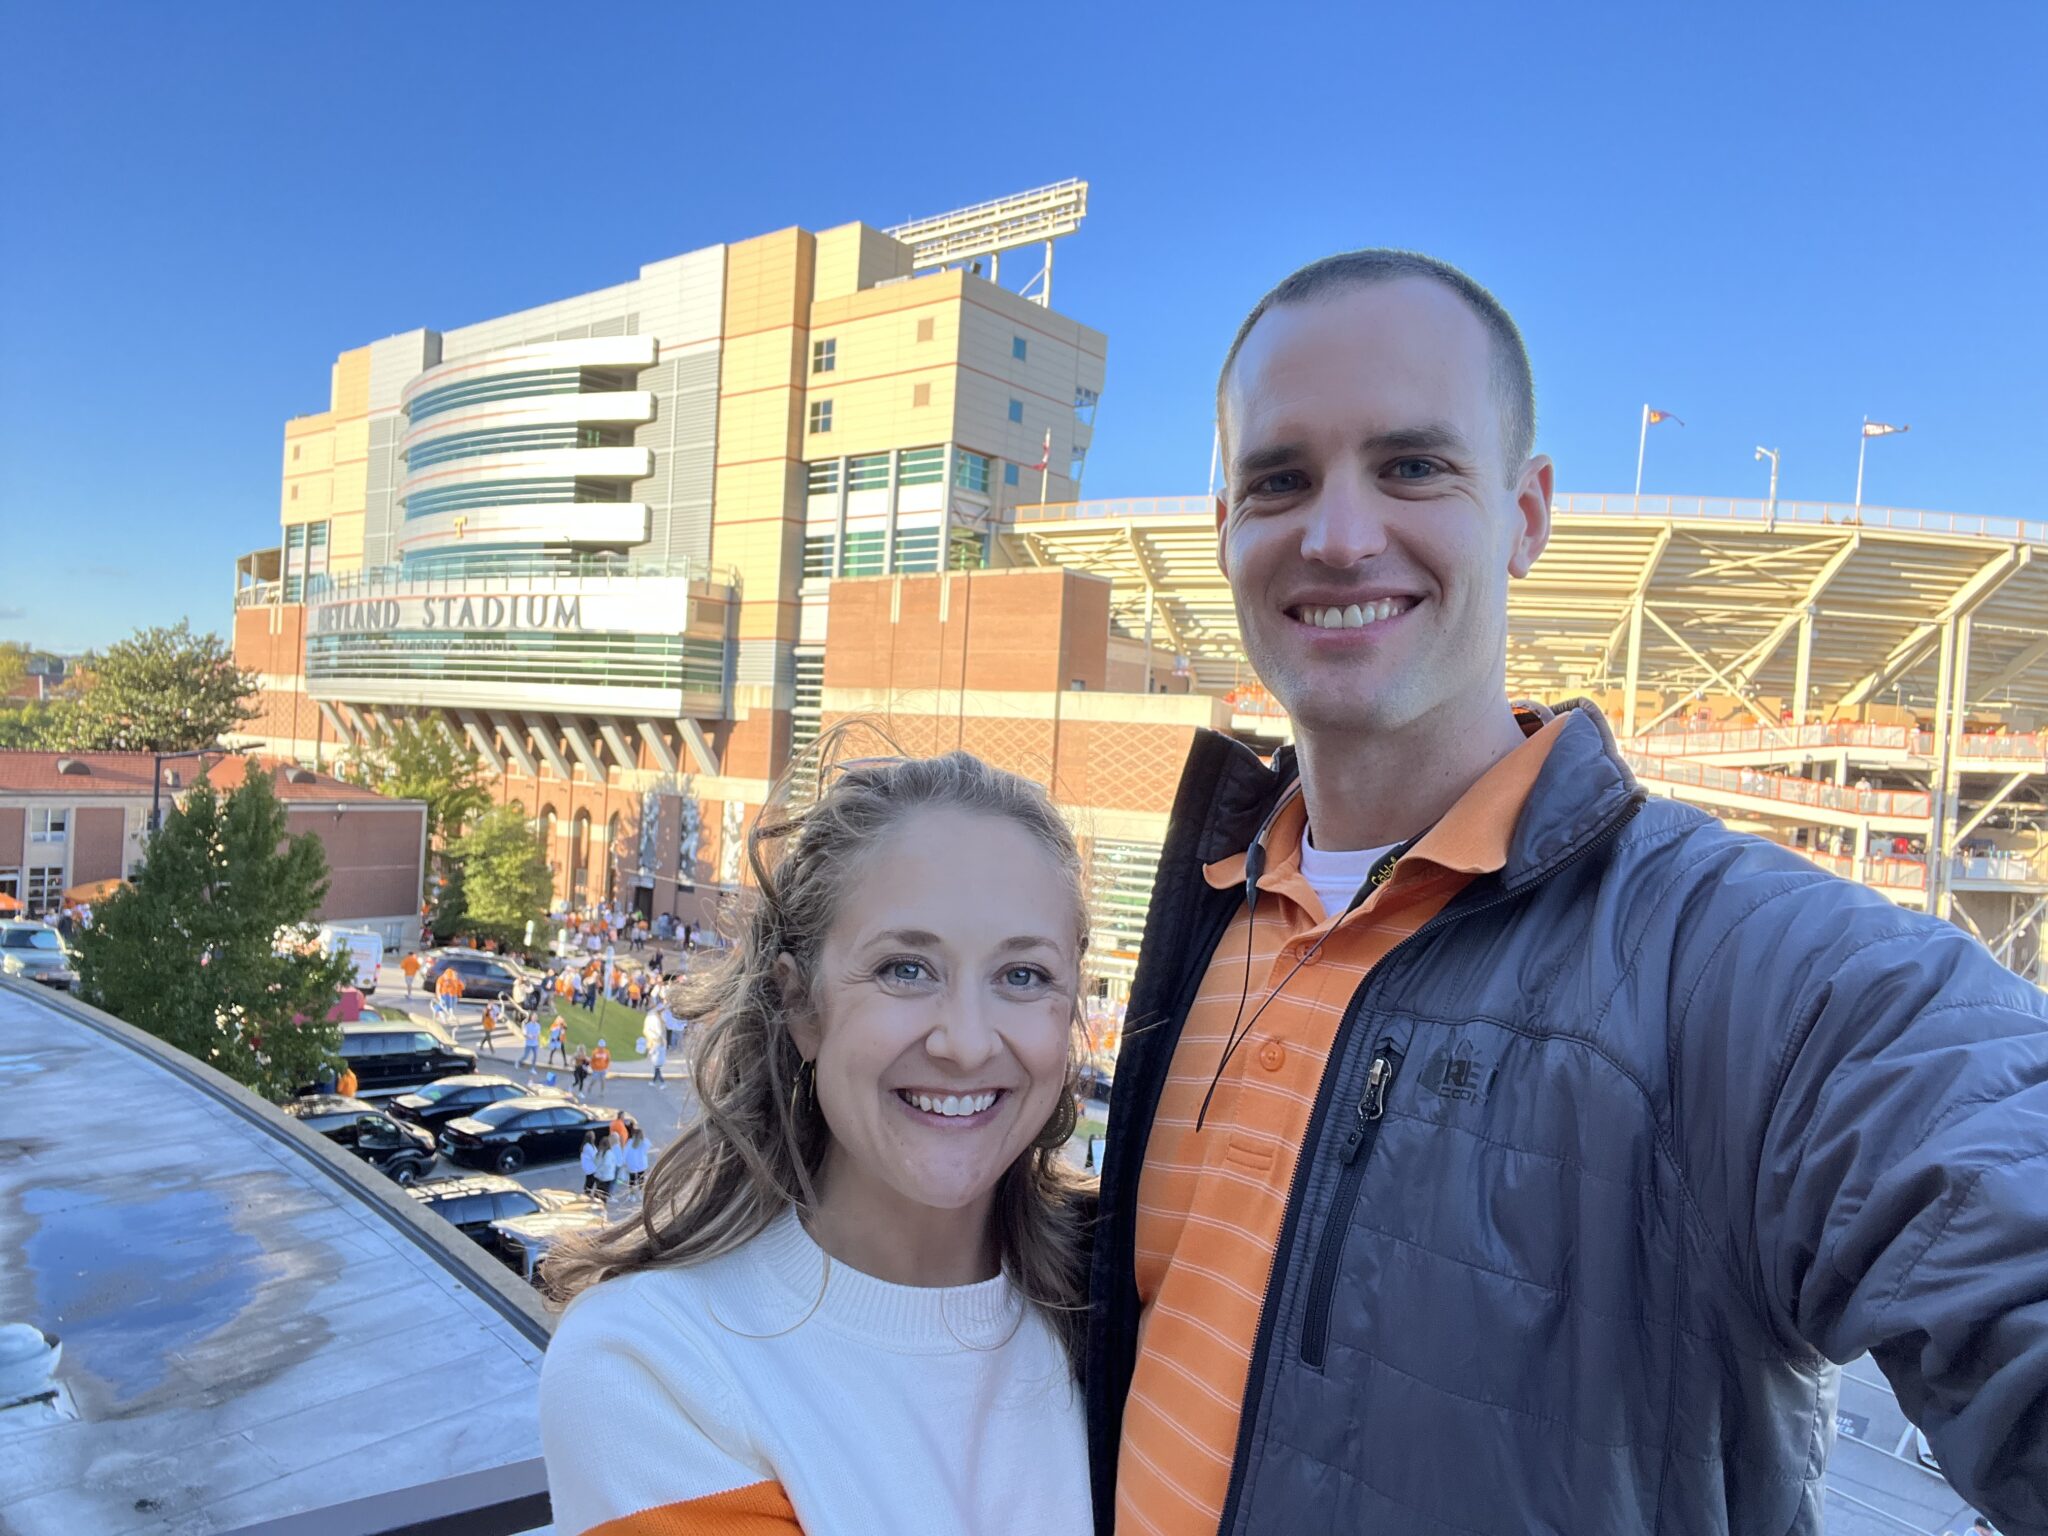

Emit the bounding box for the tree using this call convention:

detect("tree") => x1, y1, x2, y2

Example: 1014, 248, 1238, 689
61, 621, 256, 752
448, 803, 553, 949
74, 765, 354, 1100
0, 641, 28, 697
0, 699, 71, 748
340, 715, 491, 854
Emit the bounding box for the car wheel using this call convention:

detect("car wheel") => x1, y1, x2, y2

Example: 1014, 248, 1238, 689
392, 1162, 420, 1187
495, 1147, 526, 1174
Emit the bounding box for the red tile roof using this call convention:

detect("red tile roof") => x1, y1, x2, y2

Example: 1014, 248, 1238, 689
0, 751, 407, 804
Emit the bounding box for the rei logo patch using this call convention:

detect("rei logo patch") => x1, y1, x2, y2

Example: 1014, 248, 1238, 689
1418, 1039, 1498, 1106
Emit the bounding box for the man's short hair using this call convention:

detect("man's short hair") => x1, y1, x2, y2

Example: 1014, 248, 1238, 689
1216, 249, 1537, 480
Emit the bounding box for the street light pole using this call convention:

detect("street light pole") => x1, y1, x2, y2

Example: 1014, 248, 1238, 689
149, 746, 226, 835
1754, 446, 1780, 529
1855, 417, 1869, 509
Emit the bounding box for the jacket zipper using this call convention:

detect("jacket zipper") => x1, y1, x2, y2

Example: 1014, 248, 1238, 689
1298, 1039, 1403, 1369
1214, 791, 1643, 1533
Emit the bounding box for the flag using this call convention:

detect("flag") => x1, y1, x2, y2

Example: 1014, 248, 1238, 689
1647, 408, 1685, 427
1029, 429, 1052, 471
1862, 421, 1909, 438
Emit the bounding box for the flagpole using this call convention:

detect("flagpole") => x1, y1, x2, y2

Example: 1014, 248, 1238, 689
1855, 416, 1868, 508
1634, 404, 1649, 504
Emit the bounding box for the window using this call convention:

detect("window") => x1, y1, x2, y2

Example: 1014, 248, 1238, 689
897, 446, 944, 487
912, 382, 931, 408
809, 399, 833, 434
953, 451, 990, 493
811, 338, 836, 374
286, 524, 307, 550
916, 317, 935, 343
292, 444, 302, 461
803, 532, 837, 580
1004, 463, 1021, 487
806, 459, 841, 496
30, 808, 66, 843
1007, 399, 1024, 424
1012, 336, 1028, 361
284, 575, 304, 602
307, 521, 328, 549
893, 528, 940, 573
841, 530, 885, 578
25, 866, 63, 914
847, 454, 890, 492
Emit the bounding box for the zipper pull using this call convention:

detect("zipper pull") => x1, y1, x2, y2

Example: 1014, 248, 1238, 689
1339, 1049, 1396, 1165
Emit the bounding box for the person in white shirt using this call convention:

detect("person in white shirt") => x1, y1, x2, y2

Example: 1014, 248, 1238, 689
592, 1134, 623, 1205
542, 748, 1092, 1536
578, 1132, 599, 1197
623, 1127, 650, 1191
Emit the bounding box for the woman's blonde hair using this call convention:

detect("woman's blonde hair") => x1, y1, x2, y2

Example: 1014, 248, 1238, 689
544, 731, 1094, 1364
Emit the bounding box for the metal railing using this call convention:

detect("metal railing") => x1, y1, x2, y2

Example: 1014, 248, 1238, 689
221, 1458, 549, 1536
1624, 752, 1933, 819
235, 581, 283, 608
1011, 492, 2048, 546
1637, 722, 2045, 763
1796, 849, 1931, 891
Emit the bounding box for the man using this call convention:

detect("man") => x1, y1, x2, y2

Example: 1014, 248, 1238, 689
1086, 251, 2048, 1535
519, 1008, 541, 1070
588, 1038, 610, 1096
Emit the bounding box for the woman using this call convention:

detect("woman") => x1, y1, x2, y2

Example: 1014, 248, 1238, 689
592, 1133, 622, 1207
623, 1126, 649, 1192
542, 751, 1091, 1535
578, 1131, 600, 1198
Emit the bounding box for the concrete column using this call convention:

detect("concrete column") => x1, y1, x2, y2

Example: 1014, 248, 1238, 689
883, 448, 902, 573
1929, 620, 1958, 917
832, 456, 849, 578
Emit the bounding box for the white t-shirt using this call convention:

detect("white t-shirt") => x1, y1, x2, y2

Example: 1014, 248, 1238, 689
542, 1207, 1087, 1535
1298, 832, 1401, 922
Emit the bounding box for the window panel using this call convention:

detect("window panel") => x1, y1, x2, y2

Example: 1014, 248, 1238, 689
806, 459, 841, 495
847, 455, 890, 492
811, 338, 836, 374
1005, 463, 1021, 486
1012, 336, 1028, 361
952, 452, 990, 493
1007, 399, 1024, 423
808, 399, 833, 434
897, 447, 944, 487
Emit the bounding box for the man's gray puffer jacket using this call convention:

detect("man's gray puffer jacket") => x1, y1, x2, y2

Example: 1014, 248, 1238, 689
1085, 702, 2048, 1534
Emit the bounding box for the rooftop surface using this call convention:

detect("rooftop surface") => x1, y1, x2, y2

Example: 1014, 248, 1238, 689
0, 981, 552, 1535
0, 751, 405, 803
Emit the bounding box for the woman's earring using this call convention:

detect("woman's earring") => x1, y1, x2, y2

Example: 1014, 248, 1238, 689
1033, 1081, 1078, 1150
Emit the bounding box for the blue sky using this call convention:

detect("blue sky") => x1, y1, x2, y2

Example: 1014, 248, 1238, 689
3, 1, 2043, 652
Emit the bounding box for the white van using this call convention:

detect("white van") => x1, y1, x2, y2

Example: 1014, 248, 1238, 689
319, 926, 384, 994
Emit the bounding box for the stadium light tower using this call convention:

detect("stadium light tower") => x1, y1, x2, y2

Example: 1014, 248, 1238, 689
1754, 446, 1779, 528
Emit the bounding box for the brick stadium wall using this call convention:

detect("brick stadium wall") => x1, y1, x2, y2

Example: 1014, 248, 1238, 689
289, 805, 423, 922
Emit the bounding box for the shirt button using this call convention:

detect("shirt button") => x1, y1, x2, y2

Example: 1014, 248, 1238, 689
1258, 1041, 1287, 1072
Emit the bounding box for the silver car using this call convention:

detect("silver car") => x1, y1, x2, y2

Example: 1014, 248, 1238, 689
0, 921, 77, 990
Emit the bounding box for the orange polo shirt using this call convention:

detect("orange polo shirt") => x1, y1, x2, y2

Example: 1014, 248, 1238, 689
1117, 716, 1566, 1535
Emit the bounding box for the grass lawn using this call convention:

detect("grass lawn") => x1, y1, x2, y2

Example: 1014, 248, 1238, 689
543, 996, 650, 1058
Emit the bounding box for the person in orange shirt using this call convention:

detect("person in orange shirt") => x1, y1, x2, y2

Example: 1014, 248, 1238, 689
609, 1111, 628, 1151
399, 951, 421, 998
433, 963, 465, 1023
336, 1064, 358, 1097
588, 1039, 611, 1095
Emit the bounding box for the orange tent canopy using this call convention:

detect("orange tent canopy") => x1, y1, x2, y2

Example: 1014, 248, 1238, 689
64, 877, 127, 903
0, 893, 21, 913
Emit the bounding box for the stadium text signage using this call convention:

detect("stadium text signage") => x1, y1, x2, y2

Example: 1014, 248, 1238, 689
314, 594, 587, 635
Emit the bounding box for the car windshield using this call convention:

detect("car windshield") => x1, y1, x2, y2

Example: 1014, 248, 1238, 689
412, 1082, 459, 1103
3, 929, 62, 951
467, 1102, 532, 1127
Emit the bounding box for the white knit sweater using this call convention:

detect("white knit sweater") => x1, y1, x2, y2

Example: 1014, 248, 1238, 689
540, 1207, 1089, 1535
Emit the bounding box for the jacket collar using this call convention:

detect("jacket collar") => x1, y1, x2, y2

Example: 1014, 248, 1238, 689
1184, 700, 1642, 888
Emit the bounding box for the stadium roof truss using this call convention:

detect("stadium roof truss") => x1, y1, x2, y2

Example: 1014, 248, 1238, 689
1002, 501, 2048, 723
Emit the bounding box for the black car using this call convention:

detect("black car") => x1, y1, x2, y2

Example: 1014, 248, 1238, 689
329, 1020, 476, 1096
285, 1094, 438, 1185
492, 1205, 615, 1283
420, 951, 529, 1002
390, 1074, 573, 1130
438, 1096, 621, 1174
406, 1173, 599, 1246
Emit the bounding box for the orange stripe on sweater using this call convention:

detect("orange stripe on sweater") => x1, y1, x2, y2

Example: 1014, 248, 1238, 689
585, 1480, 802, 1536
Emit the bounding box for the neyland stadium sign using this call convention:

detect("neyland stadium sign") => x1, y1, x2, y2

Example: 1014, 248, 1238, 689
313, 593, 588, 635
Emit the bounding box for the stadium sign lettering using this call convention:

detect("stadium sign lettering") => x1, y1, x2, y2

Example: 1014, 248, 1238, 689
315, 595, 587, 635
